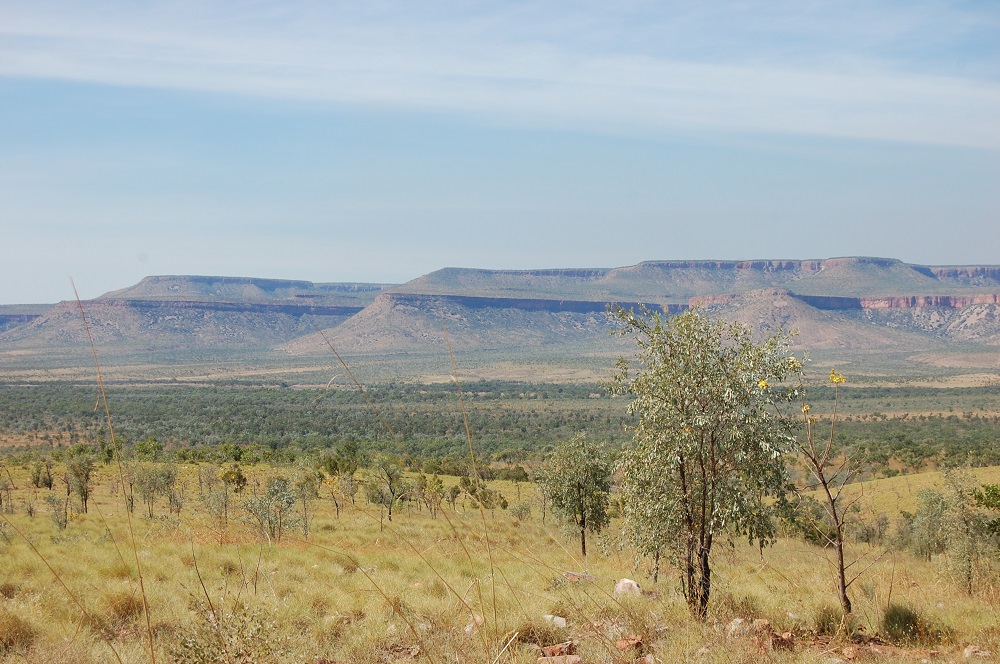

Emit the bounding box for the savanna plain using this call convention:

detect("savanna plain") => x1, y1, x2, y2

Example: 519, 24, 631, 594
0, 352, 999, 662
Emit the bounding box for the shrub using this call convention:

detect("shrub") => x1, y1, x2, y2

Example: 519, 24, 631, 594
509, 503, 531, 521
882, 603, 922, 643
169, 603, 288, 664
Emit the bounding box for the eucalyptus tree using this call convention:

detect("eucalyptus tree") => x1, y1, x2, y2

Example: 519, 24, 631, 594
536, 434, 614, 559
610, 306, 801, 618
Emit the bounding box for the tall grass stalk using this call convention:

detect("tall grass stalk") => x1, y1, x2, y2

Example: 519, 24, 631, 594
444, 321, 501, 652
73, 282, 156, 663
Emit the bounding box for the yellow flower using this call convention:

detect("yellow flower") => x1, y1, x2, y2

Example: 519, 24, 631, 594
757, 379, 769, 390
801, 404, 811, 413
829, 369, 846, 384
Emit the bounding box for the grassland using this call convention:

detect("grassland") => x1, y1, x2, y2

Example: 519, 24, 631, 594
0, 459, 998, 663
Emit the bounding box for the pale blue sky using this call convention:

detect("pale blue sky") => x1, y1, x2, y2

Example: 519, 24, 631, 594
1, 1, 998, 303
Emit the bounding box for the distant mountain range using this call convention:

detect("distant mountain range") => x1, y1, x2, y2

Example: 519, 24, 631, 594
2, 258, 999, 384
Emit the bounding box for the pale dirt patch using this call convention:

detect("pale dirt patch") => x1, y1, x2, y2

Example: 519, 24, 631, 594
911, 351, 1000, 369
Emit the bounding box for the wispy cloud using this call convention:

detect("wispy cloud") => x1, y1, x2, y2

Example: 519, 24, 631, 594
1, 1, 998, 147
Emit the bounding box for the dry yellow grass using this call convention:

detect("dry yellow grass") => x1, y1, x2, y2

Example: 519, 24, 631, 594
0, 462, 996, 662
806, 466, 1000, 517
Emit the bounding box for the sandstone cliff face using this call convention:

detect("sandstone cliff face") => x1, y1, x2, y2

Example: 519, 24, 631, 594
797, 293, 1000, 310
695, 291, 1000, 311
633, 260, 822, 272
0, 314, 41, 333
379, 293, 683, 315
930, 266, 1000, 281
96, 298, 364, 317
858, 294, 1000, 309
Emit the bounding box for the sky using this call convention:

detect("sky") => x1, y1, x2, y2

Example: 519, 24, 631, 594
1, 1, 998, 304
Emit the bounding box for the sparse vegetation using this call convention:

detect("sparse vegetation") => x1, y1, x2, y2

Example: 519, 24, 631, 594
0, 294, 999, 661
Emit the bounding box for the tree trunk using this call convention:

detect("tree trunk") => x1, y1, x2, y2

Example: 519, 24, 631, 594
696, 534, 713, 619
835, 529, 852, 614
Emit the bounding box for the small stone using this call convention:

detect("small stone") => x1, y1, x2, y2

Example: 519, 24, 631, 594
966, 645, 993, 660
613, 578, 642, 596
541, 642, 575, 657
696, 646, 711, 657
543, 614, 568, 629
616, 634, 643, 651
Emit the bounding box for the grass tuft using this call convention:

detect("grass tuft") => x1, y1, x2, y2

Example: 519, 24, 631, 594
813, 603, 843, 635
882, 602, 951, 645
0, 582, 19, 599
0, 608, 37, 654
106, 589, 145, 622
514, 618, 567, 646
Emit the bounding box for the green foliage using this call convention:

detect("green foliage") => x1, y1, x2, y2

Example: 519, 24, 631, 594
293, 462, 323, 536
29, 459, 53, 489
169, 603, 289, 664
611, 306, 800, 618
778, 495, 836, 546
457, 475, 507, 513
43, 493, 67, 530
242, 476, 298, 543
974, 483, 1000, 535
509, 502, 532, 521
900, 472, 1000, 594
367, 454, 409, 521
134, 463, 178, 518
910, 488, 948, 559
220, 464, 248, 493
536, 435, 613, 558
882, 603, 921, 642
65, 452, 95, 514
2, 382, 999, 473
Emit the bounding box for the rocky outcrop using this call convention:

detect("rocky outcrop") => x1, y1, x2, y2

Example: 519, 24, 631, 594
859, 294, 1000, 309
930, 266, 1000, 281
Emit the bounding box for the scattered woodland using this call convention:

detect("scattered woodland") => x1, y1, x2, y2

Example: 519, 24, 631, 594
0, 308, 999, 662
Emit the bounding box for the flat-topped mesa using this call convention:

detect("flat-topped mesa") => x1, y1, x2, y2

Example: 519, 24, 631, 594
55, 298, 365, 317
426, 267, 610, 279
632, 260, 821, 272
818, 256, 905, 269
377, 292, 686, 314
99, 275, 393, 301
